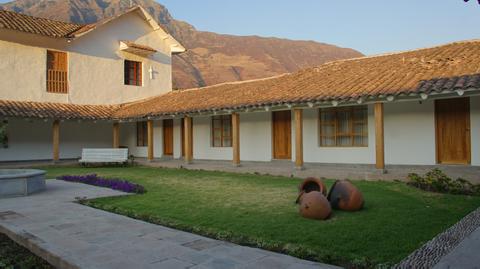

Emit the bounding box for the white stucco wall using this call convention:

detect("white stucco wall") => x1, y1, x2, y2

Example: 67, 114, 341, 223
384, 100, 437, 165
471, 96, 480, 166
0, 38, 68, 103
187, 113, 273, 162
173, 119, 183, 159
2, 98, 477, 165
239, 112, 272, 162
0, 118, 111, 161
120, 121, 163, 158
0, 11, 173, 105
302, 107, 376, 164
193, 116, 232, 160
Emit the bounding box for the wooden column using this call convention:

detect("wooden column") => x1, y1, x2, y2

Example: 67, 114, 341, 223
113, 122, 120, 148
294, 109, 304, 169
232, 113, 240, 166
52, 119, 60, 162
374, 103, 385, 170
184, 116, 193, 164
147, 120, 154, 161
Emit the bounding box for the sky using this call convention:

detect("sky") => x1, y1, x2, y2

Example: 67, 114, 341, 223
158, 0, 480, 55
0, 0, 479, 55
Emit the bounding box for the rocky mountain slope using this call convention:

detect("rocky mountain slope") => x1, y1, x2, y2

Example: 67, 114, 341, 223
0, 0, 363, 89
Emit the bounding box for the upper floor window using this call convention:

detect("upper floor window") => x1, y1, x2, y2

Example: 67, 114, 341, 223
212, 115, 232, 147
124, 60, 142, 86
136, 122, 148, 147
46, 50, 68, 93
319, 106, 368, 147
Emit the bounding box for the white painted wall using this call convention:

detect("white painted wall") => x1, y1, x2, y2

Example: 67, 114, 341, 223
239, 112, 272, 162
471, 96, 480, 166
67, 12, 172, 105
60, 121, 112, 159
0, 118, 111, 161
193, 116, 232, 160
302, 107, 376, 164
1, 98, 478, 165
120, 121, 163, 159
0, 11, 173, 105
173, 119, 182, 159
0, 38, 68, 104
384, 100, 437, 165
187, 113, 273, 162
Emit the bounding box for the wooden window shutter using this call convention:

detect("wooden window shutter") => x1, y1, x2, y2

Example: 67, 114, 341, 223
46, 50, 68, 94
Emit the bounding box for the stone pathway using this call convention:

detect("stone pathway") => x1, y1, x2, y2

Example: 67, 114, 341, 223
433, 226, 480, 269
0, 180, 338, 269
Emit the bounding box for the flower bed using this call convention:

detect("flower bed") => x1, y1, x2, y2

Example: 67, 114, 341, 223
57, 174, 146, 194
408, 169, 480, 196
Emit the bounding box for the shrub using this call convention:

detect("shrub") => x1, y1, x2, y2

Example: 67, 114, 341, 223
407, 169, 480, 196
57, 174, 146, 194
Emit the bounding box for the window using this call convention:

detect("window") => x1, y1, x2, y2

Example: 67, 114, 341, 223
46, 50, 68, 93
0, 120, 8, 148
212, 115, 232, 147
124, 60, 142, 86
136, 122, 148, 147
319, 106, 368, 147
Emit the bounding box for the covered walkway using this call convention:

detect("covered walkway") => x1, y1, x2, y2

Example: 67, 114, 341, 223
139, 159, 480, 183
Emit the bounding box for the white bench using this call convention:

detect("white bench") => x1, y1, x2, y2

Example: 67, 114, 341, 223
79, 148, 129, 165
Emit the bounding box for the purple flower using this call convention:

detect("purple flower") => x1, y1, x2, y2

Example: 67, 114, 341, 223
57, 174, 146, 194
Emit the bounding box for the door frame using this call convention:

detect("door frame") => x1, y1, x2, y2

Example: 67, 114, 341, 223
271, 110, 292, 160
434, 97, 471, 165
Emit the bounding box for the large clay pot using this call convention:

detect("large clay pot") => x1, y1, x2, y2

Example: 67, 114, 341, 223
298, 191, 332, 220
327, 180, 364, 211
298, 177, 327, 196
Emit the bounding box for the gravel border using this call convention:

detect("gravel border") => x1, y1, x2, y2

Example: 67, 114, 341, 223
394, 207, 480, 268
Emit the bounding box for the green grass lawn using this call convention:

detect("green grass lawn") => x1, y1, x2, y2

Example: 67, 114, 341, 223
44, 166, 480, 268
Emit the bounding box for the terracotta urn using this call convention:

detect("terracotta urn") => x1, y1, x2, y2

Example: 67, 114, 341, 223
327, 180, 364, 211
297, 191, 332, 220
298, 177, 327, 196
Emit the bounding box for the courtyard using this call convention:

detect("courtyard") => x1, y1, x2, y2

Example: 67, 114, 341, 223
27, 166, 480, 268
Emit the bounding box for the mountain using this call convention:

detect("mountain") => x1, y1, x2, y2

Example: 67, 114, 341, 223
0, 0, 364, 89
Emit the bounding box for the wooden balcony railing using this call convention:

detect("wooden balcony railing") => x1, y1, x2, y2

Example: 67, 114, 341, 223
47, 69, 68, 93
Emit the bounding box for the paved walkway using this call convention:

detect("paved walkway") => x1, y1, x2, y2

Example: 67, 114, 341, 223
0, 180, 338, 269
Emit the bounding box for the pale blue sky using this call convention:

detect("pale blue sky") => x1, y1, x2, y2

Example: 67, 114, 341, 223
1, 0, 479, 55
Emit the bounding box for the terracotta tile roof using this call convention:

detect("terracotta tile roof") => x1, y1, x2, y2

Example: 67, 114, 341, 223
0, 9, 84, 38
0, 40, 479, 121
0, 100, 117, 120
114, 40, 480, 119
0, 7, 175, 41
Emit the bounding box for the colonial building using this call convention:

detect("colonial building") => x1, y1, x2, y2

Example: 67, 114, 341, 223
0, 8, 479, 172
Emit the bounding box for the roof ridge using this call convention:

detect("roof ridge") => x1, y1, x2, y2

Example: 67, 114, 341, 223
175, 73, 290, 93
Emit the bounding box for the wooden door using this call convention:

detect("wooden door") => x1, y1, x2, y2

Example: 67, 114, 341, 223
163, 119, 174, 156
272, 111, 292, 159
181, 118, 193, 157
435, 98, 471, 164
